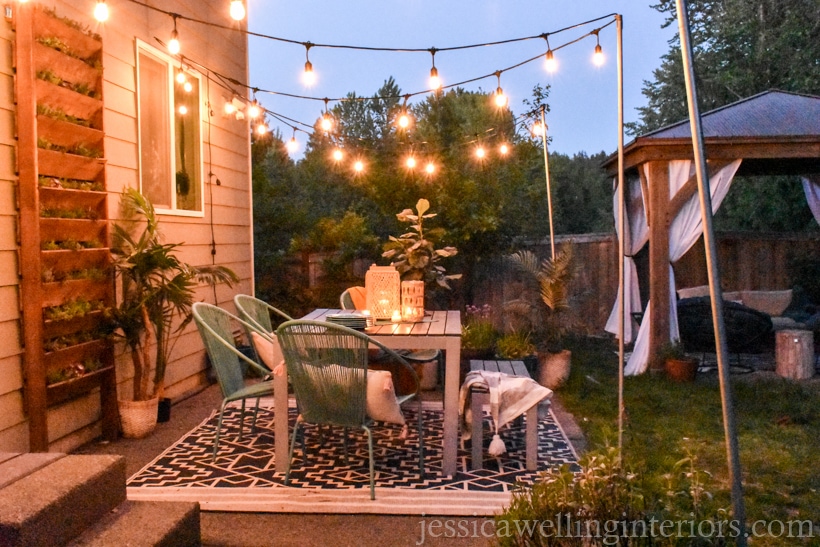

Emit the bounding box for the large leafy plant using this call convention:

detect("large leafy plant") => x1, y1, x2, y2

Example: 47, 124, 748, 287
504, 242, 575, 350
112, 188, 238, 401
382, 198, 461, 288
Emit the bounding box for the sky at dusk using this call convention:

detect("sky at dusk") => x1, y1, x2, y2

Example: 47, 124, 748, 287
247, 1, 676, 159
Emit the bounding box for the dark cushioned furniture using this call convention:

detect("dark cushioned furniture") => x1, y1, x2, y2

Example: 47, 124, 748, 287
677, 296, 773, 354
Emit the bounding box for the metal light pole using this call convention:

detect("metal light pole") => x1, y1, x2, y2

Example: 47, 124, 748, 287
540, 105, 556, 260
615, 13, 626, 461
675, 0, 746, 540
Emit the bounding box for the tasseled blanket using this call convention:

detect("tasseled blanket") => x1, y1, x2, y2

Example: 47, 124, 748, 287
459, 370, 553, 456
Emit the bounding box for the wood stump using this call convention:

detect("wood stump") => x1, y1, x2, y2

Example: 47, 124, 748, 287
775, 330, 815, 380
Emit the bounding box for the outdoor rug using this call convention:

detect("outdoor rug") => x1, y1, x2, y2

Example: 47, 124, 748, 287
127, 399, 578, 515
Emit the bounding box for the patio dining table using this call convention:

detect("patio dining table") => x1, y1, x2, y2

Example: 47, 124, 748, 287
271, 308, 462, 477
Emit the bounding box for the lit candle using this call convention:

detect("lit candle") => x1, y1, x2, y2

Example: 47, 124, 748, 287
391, 310, 402, 323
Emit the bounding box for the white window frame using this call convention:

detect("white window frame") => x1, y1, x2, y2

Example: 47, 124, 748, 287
135, 39, 204, 217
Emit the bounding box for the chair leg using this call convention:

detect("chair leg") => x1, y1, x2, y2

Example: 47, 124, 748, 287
238, 399, 247, 440
285, 416, 304, 485
417, 399, 425, 476
470, 389, 488, 471
250, 397, 261, 435
212, 401, 228, 462
525, 405, 539, 471
363, 425, 375, 500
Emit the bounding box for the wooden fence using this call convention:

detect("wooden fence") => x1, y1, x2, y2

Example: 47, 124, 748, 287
301, 231, 820, 336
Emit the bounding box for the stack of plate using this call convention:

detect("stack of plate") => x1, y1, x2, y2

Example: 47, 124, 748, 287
326, 313, 368, 329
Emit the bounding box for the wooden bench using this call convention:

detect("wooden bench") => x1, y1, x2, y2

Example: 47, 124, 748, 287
469, 360, 543, 471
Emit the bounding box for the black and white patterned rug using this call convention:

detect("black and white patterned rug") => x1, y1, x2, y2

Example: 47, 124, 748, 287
127, 400, 578, 515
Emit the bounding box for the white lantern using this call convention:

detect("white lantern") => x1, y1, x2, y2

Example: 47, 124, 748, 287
365, 265, 400, 320
401, 280, 425, 322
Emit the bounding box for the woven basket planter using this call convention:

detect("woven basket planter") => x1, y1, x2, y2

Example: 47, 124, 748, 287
118, 397, 159, 438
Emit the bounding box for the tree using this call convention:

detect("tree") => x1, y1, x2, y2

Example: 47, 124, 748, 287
631, 0, 820, 135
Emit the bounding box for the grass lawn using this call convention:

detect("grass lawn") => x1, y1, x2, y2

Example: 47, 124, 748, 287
556, 336, 819, 543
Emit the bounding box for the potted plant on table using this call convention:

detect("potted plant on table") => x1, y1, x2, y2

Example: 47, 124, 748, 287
505, 243, 575, 389
112, 188, 237, 437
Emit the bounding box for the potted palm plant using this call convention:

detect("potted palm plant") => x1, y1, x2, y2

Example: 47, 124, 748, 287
505, 243, 575, 389
112, 188, 237, 437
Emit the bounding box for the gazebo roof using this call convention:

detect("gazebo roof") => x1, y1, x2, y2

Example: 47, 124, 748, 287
605, 90, 820, 176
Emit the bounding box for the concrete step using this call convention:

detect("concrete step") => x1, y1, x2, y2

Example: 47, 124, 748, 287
67, 500, 201, 547
0, 454, 126, 546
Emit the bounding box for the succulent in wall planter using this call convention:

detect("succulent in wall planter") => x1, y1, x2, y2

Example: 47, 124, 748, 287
111, 188, 237, 437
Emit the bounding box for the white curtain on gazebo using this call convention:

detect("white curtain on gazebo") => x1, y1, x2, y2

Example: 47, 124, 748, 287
605, 169, 649, 344
803, 175, 820, 226
625, 159, 742, 375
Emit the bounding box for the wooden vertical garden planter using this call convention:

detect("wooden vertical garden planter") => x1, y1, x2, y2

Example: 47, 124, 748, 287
13, 4, 117, 451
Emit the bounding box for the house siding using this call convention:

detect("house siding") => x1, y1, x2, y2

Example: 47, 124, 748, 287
0, 1, 253, 452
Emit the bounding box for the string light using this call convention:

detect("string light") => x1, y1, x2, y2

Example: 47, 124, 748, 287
303, 43, 316, 86
286, 129, 299, 153
499, 143, 510, 155
256, 122, 268, 135
425, 161, 435, 175
428, 49, 441, 90
320, 99, 333, 131
229, 0, 245, 21
224, 101, 236, 116
397, 95, 412, 129
531, 120, 546, 137
175, 67, 186, 84
543, 35, 557, 73
353, 159, 365, 173
168, 15, 180, 55
331, 148, 344, 162
178, 104, 188, 115
592, 30, 604, 66
493, 71, 507, 108
405, 156, 417, 169
247, 93, 261, 119
93, 1, 109, 22
183, 80, 193, 92
475, 145, 486, 159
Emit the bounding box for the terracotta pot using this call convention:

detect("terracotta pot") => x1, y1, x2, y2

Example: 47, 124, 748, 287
118, 397, 159, 438
665, 358, 699, 383
537, 350, 572, 389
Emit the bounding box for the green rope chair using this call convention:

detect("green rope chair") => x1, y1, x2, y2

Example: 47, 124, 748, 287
234, 294, 293, 372
192, 302, 276, 461
277, 319, 425, 500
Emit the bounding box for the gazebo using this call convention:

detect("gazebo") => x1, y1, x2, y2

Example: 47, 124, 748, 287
602, 90, 820, 373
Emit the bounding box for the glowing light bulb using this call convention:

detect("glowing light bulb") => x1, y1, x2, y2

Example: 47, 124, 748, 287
320, 113, 333, 132
354, 160, 364, 173
475, 146, 486, 159
224, 102, 236, 115
429, 67, 441, 90
405, 156, 417, 169
177, 105, 188, 115
544, 50, 557, 73
425, 162, 435, 175
332, 148, 343, 162
398, 112, 410, 129
593, 44, 605, 66
303, 61, 315, 86
94, 1, 109, 22
256, 123, 268, 135
499, 143, 510, 155
494, 87, 507, 108
286, 136, 299, 153
176, 70, 186, 84
168, 30, 180, 55
183, 81, 193, 93
532, 122, 545, 137
229, 0, 245, 21
247, 101, 261, 119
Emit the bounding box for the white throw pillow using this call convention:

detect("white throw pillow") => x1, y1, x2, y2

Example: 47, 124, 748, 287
251, 331, 275, 369
366, 369, 405, 425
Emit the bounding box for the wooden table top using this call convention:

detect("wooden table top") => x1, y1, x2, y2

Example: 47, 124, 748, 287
301, 308, 462, 337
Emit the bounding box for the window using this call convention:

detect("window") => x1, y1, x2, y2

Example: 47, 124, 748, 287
136, 42, 202, 214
